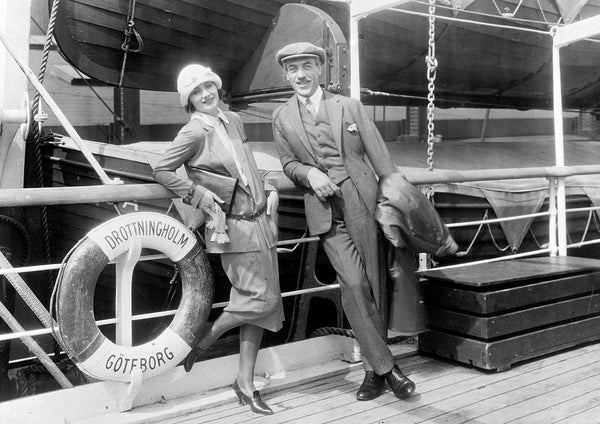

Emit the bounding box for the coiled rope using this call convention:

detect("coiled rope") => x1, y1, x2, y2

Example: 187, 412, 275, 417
309, 327, 415, 345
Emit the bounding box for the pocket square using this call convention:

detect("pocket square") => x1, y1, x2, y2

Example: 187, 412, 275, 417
346, 123, 358, 134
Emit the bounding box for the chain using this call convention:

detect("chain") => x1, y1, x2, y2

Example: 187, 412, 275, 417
425, 0, 438, 200
418, 0, 439, 271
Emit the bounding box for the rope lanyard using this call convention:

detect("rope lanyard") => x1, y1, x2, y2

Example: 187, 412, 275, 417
116, 0, 143, 142
118, 0, 142, 88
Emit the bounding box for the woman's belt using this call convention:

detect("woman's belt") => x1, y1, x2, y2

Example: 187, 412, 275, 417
227, 203, 267, 221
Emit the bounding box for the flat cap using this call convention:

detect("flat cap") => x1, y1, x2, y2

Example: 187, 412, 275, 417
276, 42, 326, 67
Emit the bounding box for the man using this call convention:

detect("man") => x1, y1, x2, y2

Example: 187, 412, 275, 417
272, 42, 415, 401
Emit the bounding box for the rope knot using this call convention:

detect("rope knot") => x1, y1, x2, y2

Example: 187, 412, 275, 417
121, 27, 143, 53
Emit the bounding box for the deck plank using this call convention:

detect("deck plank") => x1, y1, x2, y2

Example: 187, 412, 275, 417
515, 388, 600, 424
164, 343, 600, 424
409, 346, 600, 424
472, 358, 600, 423
555, 403, 600, 423
286, 363, 483, 424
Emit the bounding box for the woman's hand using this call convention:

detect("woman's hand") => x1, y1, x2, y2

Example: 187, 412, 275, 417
266, 190, 279, 216
198, 190, 224, 213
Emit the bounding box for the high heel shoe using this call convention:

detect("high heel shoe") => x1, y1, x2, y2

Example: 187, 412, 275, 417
181, 345, 206, 372
232, 379, 274, 415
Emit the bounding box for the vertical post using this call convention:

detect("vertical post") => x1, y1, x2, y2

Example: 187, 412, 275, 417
115, 237, 142, 346
348, 1, 364, 359
547, 177, 557, 256
552, 45, 568, 256
349, 10, 361, 100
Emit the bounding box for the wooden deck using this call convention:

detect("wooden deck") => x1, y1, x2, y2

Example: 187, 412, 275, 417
165, 342, 600, 424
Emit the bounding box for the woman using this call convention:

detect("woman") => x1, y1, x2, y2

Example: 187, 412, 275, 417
153, 64, 283, 415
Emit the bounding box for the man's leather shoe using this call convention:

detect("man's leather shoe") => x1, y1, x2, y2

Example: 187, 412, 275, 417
356, 371, 385, 401
384, 365, 415, 399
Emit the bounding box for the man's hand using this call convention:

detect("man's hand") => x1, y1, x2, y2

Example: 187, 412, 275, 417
266, 190, 279, 215
307, 168, 342, 202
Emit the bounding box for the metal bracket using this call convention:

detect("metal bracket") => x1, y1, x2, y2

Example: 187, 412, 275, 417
115, 368, 143, 412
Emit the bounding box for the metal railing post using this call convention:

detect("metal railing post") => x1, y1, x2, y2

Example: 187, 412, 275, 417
547, 177, 557, 256
556, 176, 568, 256
552, 41, 568, 256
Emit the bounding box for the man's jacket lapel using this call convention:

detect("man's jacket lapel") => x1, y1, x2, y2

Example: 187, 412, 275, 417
288, 95, 318, 163
324, 91, 344, 159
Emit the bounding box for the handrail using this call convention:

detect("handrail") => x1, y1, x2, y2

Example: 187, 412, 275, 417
1, 164, 600, 208
1, 161, 599, 362
403, 164, 600, 185
0, 283, 342, 343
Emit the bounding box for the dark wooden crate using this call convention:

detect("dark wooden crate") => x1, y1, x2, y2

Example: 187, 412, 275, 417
418, 256, 600, 371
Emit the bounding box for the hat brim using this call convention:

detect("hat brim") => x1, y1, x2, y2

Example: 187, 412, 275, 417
279, 53, 323, 67
179, 76, 222, 108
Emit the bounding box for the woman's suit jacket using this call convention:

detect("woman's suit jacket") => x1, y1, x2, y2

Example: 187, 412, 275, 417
272, 90, 397, 236
153, 111, 277, 254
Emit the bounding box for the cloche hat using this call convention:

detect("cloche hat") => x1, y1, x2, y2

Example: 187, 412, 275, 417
177, 64, 222, 108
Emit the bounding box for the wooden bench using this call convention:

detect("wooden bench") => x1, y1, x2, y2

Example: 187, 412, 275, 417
417, 256, 600, 371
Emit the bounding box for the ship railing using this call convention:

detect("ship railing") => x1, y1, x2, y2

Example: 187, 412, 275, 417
1, 163, 600, 374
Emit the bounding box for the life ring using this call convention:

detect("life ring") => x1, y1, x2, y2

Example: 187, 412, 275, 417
54, 212, 214, 382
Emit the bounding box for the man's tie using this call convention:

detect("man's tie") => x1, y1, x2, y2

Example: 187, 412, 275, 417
305, 97, 316, 117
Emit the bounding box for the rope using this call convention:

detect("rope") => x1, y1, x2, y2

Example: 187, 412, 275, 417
453, 209, 515, 256
62, 55, 125, 127
50, 237, 88, 351
534, 0, 550, 24
117, 0, 142, 143
408, 0, 556, 27
308, 327, 414, 345
388, 7, 551, 36
29, 0, 61, 289
30, 0, 60, 140
118, 0, 141, 88
486, 220, 511, 252
32, 10, 125, 128
528, 227, 547, 249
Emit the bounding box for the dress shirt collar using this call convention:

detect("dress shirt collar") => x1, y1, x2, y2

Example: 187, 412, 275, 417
299, 86, 323, 112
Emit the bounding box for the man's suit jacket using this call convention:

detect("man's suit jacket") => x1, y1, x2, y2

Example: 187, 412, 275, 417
272, 90, 397, 235
153, 111, 277, 253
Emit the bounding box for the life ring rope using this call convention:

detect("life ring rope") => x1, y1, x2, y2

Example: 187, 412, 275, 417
51, 235, 87, 352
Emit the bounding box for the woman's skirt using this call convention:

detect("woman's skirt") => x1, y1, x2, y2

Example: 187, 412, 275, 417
219, 214, 284, 332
